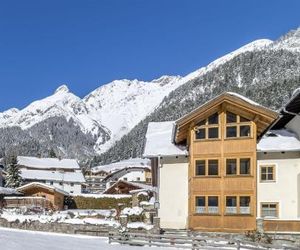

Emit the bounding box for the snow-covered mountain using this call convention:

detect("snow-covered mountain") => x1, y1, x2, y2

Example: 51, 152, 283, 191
96, 27, 300, 165
1, 27, 300, 163
0, 75, 185, 157
83, 75, 182, 152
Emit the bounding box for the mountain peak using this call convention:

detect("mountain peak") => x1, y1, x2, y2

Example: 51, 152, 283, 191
55, 84, 70, 94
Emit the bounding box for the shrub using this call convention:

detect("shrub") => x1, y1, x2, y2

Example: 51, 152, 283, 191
245, 230, 272, 244
65, 196, 132, 210
138, 194, 149, 203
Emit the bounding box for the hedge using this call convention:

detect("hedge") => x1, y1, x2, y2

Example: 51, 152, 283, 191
65, 195, 132, 210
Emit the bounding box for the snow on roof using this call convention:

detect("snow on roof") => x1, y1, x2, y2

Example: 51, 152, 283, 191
20, 169, 85, 183
17, 156, 80, 170
257, 129, 300, 152
92, 158, 150, 174
71, 193, 131, 199
104, 179, 155, 194
17, 182, 69, 196
227, 92, 262, 106
143, 121, 187, 157
0, 187, 20, 195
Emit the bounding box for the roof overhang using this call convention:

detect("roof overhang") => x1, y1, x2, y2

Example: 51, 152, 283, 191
174, 92, 278, 143
17, 182, 69, 196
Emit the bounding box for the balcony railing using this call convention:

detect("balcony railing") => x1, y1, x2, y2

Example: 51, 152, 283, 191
195, 206, 205, 214
240, 206, 250, 214
208, 206, 219, 214
226, 207, 237, 214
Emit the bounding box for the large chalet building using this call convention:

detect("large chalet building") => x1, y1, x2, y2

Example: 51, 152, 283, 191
17, 156, 85, 194
144, 90, 300, 232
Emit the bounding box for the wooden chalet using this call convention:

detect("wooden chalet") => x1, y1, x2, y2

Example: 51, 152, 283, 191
103, 180, 154, 195
144, 92, 279, 232
14, 182, 69, 210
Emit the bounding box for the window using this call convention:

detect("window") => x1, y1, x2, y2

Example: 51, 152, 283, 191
260, 165, 275, 181
240, 125, 251, 137
226, 196, 237, 214
226, 196, 251, 214
226, 159, 237, 175
59, 182, 63, 186
225, 112, 252, 139
240, 158, 251, 175
195, 159, 219, 176
136, 177, 141, 181
226, 126, 237, 138
261, 203, 278, 218
70, 183, 74, 187
226, 158, 251, 176
194, 113, 219, 140
208, 127, 219, 138
195, 196, 205, 214
195, 160, 205, 176
123, 177, 128, 181
226, 112, 237, 123
195, 196, 219, 214
50, 181, 53, 185
240, 196, 251, 214
208, 160, 218, 175
208, 196, 219, 214
195, 128, 205, 139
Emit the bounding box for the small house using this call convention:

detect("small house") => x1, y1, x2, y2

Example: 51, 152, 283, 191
103, 179, 154, 195
13, 182, 69, 210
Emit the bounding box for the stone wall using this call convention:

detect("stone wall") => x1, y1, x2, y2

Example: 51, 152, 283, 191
0, 218, 113, 236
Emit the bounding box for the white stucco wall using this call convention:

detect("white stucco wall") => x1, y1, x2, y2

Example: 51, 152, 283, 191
46, 181, 82, 194
257, 156, 300, 220
120, 171, 146, 182
159, 159, 188, 229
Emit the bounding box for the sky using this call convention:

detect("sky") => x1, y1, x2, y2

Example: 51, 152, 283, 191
0, 0, 299, 111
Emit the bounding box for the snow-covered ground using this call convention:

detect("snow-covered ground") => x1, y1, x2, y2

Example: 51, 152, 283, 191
0, 209, 153, 230
0, 227, 169, 250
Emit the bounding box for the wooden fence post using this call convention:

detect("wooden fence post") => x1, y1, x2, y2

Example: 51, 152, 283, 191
148, 234, 152, 247
108, 233, 111, 244
236, 240, 240, 250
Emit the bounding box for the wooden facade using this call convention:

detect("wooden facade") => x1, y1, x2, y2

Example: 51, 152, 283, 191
17, 183, 67, 210
263, 220, 300, 232
175, 93, 278, 232
104, 180, 152, 195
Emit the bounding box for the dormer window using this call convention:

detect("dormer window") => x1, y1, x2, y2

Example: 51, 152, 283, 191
195, 113, 219, 140
226, 112, 251, 139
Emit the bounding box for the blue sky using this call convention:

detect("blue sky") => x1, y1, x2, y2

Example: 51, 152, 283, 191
0, 0, 299, 111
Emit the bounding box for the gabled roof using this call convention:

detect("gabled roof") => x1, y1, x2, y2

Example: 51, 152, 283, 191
103, 180, 154, 194
20, 169, 85, 183
143, 121, 187, 157
272, 88, 300, 130
17, 182, 69, 196
17, 156, 80, 170
91, 158, 150, 174
0, 187, 21, 195
102, 167, 150, 183
258, 129, 300, 152
175, 92, 278, 143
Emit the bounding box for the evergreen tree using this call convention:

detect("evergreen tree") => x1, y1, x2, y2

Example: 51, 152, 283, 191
49, 148, 57, 158
5, 156, 22, 188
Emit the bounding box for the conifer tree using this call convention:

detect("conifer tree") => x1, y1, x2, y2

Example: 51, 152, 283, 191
5, 156, 22, 188
49, 148, 57, 158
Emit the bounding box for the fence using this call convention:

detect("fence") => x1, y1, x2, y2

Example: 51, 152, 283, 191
108, 231, 299, 249
4, 196, 52, 210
